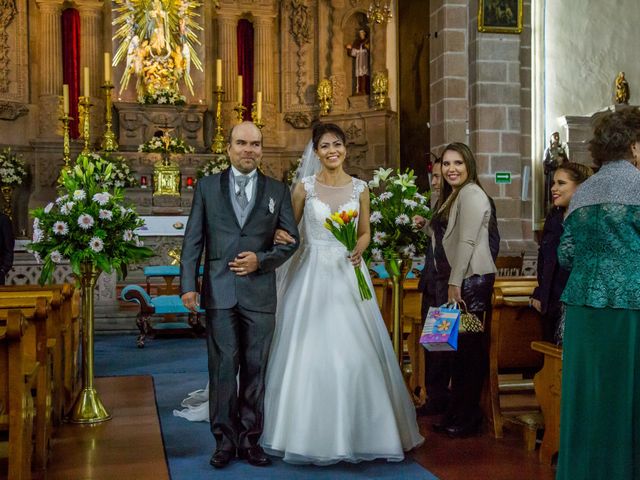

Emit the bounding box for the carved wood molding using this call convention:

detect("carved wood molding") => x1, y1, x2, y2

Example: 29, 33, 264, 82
284, 111, 313, 129
0, 100, 28, 120
0, 0, 17, 92
288, 0, 311, 103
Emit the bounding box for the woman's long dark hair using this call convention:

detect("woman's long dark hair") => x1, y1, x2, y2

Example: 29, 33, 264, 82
432, 142, 487, 222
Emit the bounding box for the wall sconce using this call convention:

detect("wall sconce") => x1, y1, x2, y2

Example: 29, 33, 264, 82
317, 79, 333, 116
367, 0, 392, 25
371, 72, 389, 110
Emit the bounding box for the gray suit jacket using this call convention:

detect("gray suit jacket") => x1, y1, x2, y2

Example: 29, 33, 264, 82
180, 169, 299, 312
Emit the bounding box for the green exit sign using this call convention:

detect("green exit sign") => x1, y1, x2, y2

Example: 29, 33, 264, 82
495, 172, 512, 184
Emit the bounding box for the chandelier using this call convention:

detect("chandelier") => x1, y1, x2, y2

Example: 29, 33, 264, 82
367, 0, 392, 25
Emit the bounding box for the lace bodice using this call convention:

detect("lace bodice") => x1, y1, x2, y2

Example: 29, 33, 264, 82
301, 175, 367, 246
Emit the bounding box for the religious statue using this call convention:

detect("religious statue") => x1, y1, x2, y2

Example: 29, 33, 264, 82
543, 132, 569, 209
615, 71, 630, 105
346, 29, 370, 95
112, 0, 204, 100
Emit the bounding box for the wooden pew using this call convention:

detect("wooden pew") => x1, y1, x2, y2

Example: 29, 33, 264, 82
0, 284, 80, 420
0, 308, 41, 478
0, 297, 53, 471
488, 279, 544, 440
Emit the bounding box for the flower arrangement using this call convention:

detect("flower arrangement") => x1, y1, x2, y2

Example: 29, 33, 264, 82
141, 89, 186, 106
95, 153, 137, 189
366, 168, 431, 264
28, 152, 153, 283
138, 133, 195, 154
324, 209, 372, 301
197, 154, 230, 178
0, 148, 28, 187
286, 156, 303, 185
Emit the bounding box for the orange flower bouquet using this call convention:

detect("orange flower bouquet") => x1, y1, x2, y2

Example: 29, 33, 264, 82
324, 209, 373, 301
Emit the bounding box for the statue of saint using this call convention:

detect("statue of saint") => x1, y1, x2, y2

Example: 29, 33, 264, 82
615, 71, 630, 105
346, 29, 370, 95
148, 0, 170, 55
543, 132, 569, 209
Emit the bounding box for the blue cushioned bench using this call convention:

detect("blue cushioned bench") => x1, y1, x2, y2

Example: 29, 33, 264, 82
121, 284, 205, 348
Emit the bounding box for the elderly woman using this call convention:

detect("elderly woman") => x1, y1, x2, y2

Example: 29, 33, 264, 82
556, 107, 640, 480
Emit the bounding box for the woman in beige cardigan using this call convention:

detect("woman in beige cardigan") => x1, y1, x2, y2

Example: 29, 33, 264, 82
428, 142, 498, 437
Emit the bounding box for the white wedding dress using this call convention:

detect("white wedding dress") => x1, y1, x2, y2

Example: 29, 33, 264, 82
174, 175, 424, 465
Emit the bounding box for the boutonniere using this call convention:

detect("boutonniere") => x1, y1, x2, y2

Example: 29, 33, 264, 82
268, 197, 276, 214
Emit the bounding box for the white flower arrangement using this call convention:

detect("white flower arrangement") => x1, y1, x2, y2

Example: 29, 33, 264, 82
138, 134, 195, 154
142, 89, 186, 106
0, 148, 28, 187
197, 155, 230, 178
96, 154, 137, 189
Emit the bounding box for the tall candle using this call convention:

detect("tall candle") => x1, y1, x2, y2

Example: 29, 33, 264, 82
237, 75, 243, 104
256, 91, 263, 121
83, 67, 90, 97
104, 52, 111, 83
216, 59, 222, 87
62, 84, 69, 114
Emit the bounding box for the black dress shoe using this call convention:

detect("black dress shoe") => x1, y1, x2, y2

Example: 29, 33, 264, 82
445, 419, 481, 438
209, 449, 234, 468
238, 445, 272, 466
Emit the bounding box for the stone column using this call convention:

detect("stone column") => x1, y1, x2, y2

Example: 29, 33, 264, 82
254, 16, 275, 104
217, 15, 238, 102
77, 1, 103, 99
35, 0, 64, 138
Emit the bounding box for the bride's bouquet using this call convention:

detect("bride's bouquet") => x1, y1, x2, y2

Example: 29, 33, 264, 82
324, 209, 373, 301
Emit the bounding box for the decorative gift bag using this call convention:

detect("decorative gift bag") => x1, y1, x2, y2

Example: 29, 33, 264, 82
420, 304, 460, 351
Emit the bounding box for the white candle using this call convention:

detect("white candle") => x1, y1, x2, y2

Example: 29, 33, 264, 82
237, 75, 243, 104
256, 91, 262, 121
216, 59, 222, 87
62, 84, 69, 114
83, 67, 90, 97
104, 52, 111, 83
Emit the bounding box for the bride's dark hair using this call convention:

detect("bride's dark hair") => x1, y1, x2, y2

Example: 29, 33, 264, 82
312, 122, 346, 150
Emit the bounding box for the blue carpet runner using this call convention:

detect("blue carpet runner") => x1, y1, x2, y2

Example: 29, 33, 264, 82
95, 334, 438, 479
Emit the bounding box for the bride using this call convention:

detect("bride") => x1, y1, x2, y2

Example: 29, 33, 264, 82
175, 122, 424, 465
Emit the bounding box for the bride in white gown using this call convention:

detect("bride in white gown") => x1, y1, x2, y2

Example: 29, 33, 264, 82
175, 123, 424, 465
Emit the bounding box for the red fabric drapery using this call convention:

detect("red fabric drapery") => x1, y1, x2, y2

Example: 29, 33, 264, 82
237, 20, 254, 121
62, 9, 81, 139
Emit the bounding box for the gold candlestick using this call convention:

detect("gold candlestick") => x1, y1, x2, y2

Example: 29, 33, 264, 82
233, 103, 246, 124
251, 102, 265, 130
211, 86, 226, 154
101, 82, 118, 152
58, 114, 73, 184
79, 96, 92, 155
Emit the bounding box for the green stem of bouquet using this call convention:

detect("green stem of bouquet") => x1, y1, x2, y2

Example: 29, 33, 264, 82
354, 266, 372, 300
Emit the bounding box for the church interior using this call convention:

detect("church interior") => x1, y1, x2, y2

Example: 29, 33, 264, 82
0, 0, 638, 478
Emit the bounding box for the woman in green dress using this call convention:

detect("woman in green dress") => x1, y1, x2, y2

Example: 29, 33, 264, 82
556, 106, 640, 479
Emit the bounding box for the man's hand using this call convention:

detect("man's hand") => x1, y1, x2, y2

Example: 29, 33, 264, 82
229, 251, 259, 276
274, 229, 296, 245
413, 215, 426, 230
530, 298, 542, 313
182, 291, 199, 313
447, 285, 463, 304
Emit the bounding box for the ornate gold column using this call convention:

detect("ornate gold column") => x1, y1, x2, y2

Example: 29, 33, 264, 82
217, 15, 238, 102
35, 0, 64, 138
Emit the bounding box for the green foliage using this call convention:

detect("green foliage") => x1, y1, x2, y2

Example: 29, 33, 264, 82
28, 152, 154, 284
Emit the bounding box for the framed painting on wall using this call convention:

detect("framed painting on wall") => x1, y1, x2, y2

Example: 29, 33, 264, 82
478, 0, 523, 34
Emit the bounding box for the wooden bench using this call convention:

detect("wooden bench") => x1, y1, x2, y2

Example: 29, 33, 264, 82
121, 284, 204, 348
0, 297, 54, 471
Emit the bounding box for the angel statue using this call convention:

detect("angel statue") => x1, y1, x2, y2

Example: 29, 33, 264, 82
112, 0, 205, 101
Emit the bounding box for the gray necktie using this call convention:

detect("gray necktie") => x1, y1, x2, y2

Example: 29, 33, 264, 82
236, 175, 249, 209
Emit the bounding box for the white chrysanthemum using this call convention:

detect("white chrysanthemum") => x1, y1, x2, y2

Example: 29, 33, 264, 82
401, 244, 416, 258
114, 180, 124, 188
89, 237, 104, 253
60, 201, 75, 215
371, 247, 383, 261
55, 194, 69, 204
77, 214, 94, 230
379, 192, 393, 201
370, 211, 383, 224
403, 199, 418, 209
52, 221, 68, 235
373, 231, 387, 245
33, 217, 40, 230
50, 250, 64, 264
92, 192, 111, 206
32, 228, 44, 243
414, 193, 427, 204
119, 206, 128, 215
44, 202, 54, 214
99, 209, 113, 220
395, 214, 410, 225
123, 229, 134, 241
73, 189, 86, 201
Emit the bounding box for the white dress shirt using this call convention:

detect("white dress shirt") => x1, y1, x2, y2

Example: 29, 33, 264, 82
231, 166, 257, 202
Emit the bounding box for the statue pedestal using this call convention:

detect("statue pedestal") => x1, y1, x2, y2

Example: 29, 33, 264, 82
114, 102, 209, 151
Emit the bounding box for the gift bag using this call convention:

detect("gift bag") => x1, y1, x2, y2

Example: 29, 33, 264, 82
419, 304, 460, 351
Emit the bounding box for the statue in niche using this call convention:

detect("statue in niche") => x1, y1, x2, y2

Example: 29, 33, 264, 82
148, 0, 170, 55
346, 29, 370, 95
543, 131, 569, 210
615, 72, 630, 105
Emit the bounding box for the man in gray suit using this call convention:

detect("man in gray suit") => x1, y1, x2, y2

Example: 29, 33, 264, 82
180, 121, 299, 468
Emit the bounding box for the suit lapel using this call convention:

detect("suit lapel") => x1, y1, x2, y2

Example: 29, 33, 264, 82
242, 171, 266, 230
219, 168, 241, 229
